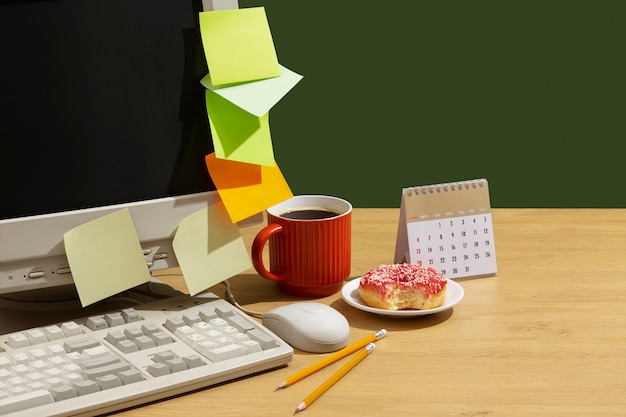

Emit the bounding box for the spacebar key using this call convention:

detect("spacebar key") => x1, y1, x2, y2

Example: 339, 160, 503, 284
0, 389, 54, 414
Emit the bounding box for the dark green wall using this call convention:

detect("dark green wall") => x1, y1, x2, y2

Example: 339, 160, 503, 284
240, 0, 624, 207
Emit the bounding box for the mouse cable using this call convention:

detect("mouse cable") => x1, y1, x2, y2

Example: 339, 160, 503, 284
222, 279, 264, 319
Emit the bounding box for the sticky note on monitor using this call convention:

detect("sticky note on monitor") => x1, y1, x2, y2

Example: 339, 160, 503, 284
201, 65, 303, 117
205, 90, 275, 167
172, 202, 252, 296
63, 209, 152, 307
205, 153, 293, 223
199, 7, 280, 86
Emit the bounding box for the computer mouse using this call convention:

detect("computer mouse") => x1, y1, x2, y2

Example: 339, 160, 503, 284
262, 302, 350, 353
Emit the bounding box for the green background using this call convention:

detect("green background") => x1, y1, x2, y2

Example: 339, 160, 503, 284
239, 0, 624, 208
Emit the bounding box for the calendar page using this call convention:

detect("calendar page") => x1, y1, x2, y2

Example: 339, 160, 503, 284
394, 179, 497, 280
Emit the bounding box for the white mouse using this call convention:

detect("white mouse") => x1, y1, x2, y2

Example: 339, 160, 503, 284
262, 302, 350, 353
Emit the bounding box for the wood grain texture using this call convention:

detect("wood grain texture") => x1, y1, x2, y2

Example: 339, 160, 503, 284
135, 209, 626, 417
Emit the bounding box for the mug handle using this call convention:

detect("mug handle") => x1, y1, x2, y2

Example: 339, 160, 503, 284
251, 223, 286, 282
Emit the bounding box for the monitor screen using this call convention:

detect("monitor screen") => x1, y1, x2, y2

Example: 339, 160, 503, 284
0, 0, 218, 297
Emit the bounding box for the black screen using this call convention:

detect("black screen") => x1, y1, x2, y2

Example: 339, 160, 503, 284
1, 0, 215, 220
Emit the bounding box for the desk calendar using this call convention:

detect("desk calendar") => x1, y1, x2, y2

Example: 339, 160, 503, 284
394, 179, 497, 279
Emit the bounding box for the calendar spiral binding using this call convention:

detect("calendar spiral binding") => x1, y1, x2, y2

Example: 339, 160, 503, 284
404, 178, 488, 197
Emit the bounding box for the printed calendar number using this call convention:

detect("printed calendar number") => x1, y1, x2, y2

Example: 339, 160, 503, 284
407, 214, 497, 279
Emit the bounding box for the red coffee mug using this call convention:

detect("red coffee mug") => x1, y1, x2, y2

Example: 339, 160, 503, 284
251, 195, 352, 297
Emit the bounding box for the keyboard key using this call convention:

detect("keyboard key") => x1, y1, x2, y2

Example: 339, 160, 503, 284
149, 332, 172, 346
152, 351, 176, 364
181, 354, 205, 369
25, 329, 47, 344
64, 337, 100, 353
10, 352, 29, 366
165, 358, 187, 373
146, 362, 169, 377
174, 325, 195, 340
7, 333, 29, 349
224, 314, 256, 332
73, 380, 100, 396
134, 335, 156, 350
48, 355, 66, 367
105, 329, 126, 345
141, 322, 160, 334
198, 310, 217, 322
182, 313, 201, 326
208, 318, 228, 330
104, 313, 125, 327
82, 361, 131, 380
43, 325, 65, 341
185, 333, 206, 348
96, 374, 122, 390
27, 348, 47, 361
44, 376, 65, 389
192, 322, 211, 332
80, 354, 121, 370
247, 329, 279, 349
205, 344, 245, 362
85, 316, 108, 331
25, 371, 45, 384
65, 352, 84, 364
164, 317, 185, 333
29, 360, 48, 372
241, 340, 262, 354
82, 345, 112, 361
116, 339, 139, 353
215, 306, 235, 318
124, 326, 144, 340
195, 341, 218, 357
0, 388, 54, 413
64, 372, 84, 385
121, 308, 142, 323
202, 329, 222, 340
47, 344, 65, 357
51, 385, 78, 401
61, 322, 83, 336
118, 369, 144, 384
12, 364, 30, 376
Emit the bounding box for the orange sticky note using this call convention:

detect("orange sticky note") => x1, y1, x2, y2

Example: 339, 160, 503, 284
205, 153, 292, 223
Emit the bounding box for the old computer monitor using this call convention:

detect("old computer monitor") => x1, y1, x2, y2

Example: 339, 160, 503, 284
0, 0, 219, 312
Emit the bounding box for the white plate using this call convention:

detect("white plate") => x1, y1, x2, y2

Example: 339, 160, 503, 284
341, 278, 464, 317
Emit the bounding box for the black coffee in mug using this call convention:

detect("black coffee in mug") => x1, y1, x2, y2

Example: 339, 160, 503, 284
280, 208, 340, 220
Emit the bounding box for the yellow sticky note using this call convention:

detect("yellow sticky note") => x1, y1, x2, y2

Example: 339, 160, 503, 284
63, 209, 152, 307
199, 7, 280, 86
205, 153, 293, 223
206, 90, 275, 167
201, 64, 303, 117
172, 202, 251, 296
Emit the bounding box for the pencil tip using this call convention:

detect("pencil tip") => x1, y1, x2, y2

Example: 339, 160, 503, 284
275, 381, 287, 391
294, 403, 306, 414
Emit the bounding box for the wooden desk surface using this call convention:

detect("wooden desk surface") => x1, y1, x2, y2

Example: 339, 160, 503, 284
126, 208, 626, 417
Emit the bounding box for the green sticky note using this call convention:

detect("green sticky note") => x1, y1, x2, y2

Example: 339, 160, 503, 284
200, 65, 303, 117
63, 209, 152, 307
199, 7, 280, 86
206, 89, 275, 167
172, 202, 252, 296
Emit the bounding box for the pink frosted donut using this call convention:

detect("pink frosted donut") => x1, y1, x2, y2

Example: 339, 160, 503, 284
358, 264, 447, 310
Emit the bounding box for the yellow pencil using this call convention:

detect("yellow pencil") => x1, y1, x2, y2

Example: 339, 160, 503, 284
293, 343, 375, 414
275, 329, 386, 390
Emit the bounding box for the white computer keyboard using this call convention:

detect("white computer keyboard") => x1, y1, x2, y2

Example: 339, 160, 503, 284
0, 293, 293, 416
